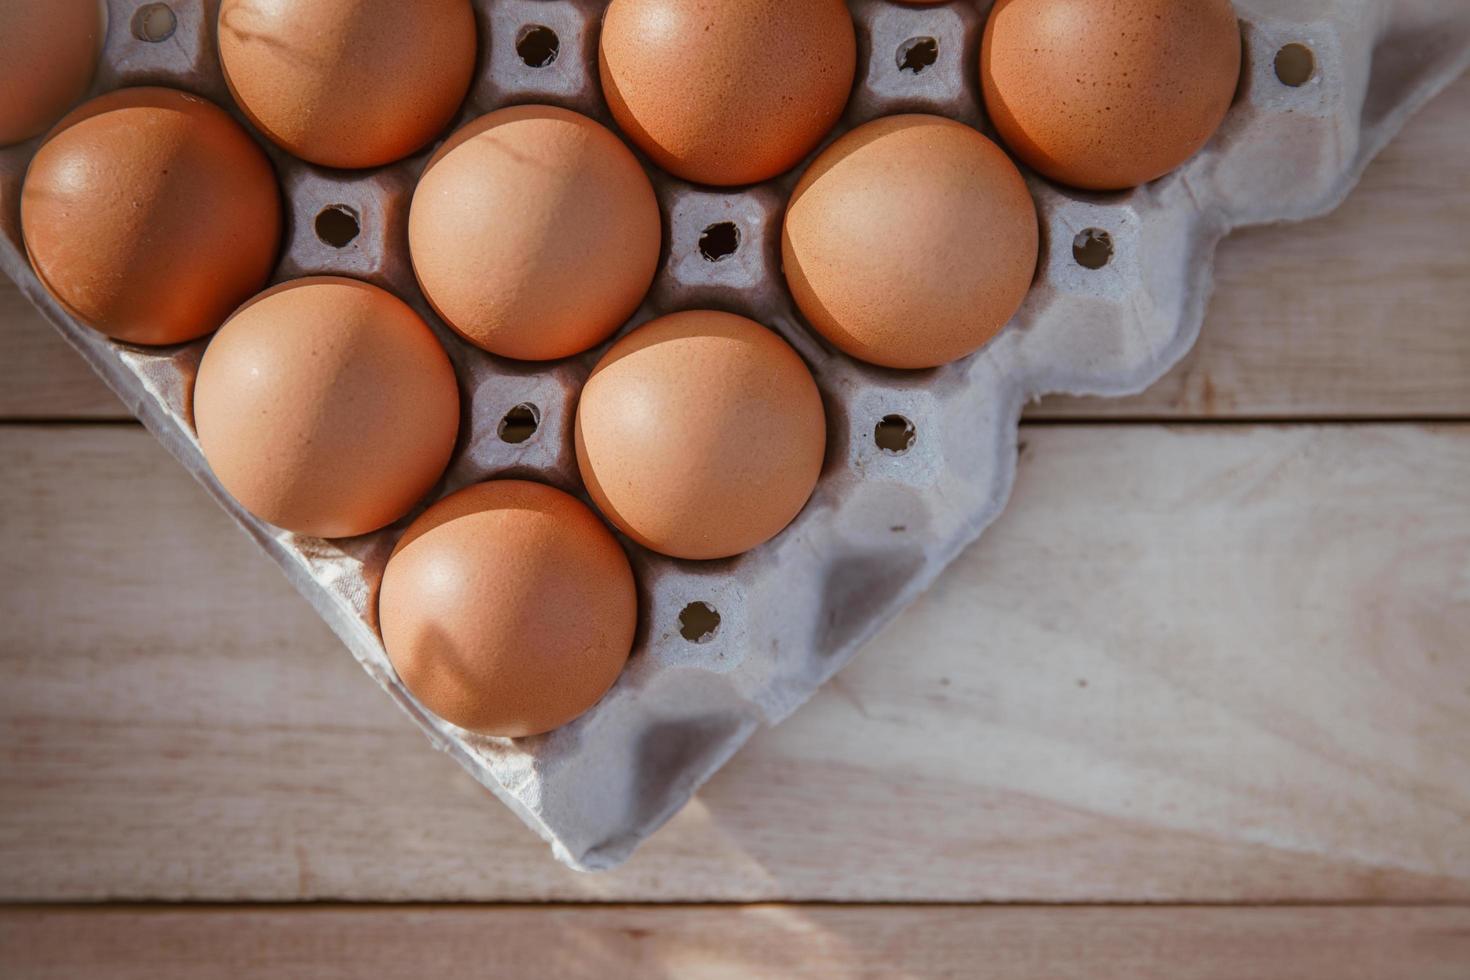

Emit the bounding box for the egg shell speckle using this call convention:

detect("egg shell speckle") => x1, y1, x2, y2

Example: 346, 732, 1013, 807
981, 0, 1243, 191
0, 0, 103, 146
599, 0, 857, 186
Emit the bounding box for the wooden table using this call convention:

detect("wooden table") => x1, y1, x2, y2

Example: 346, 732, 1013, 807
2, 75, 1468, 978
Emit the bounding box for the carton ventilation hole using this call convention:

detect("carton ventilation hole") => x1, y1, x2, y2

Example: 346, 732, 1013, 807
1275, 44, 1315, 87
679, 602, 721, 643
517, 25, 560, 67
897, 37, 939, 74
875, 415, 916, 455
1072, 228, 1113, 270
132, 4, 176, 43
315, 206, 360, 248
498, 403, 540, 444
698, 222, 740, 262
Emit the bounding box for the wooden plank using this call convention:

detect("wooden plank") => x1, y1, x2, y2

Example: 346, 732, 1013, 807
2, 424, 1467, 902
2, 74, 1467, 422
2, 905, 1468, 980
0, 283, 121, 418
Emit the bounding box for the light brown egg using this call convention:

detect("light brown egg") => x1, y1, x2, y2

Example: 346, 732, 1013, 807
782, 114, 1038, 370
0, 0, 103, 146
21, 87, 281, 347
575, 311, 826, 561
379, 480, 637, 738
599, 0, 856, 186
218, 0, 476, 169
409, 105, 661, 361
981, 0, 1242, 191
194, 277, 460, 539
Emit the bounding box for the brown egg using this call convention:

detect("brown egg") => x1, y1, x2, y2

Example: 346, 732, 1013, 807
782, 114, 1038, 370
981, 0, 1242, 191
379, 480, 637, 738
599, 0, 856, 186
218, 0, 476, 169
21, 87, 281, 347
0, 0, 102, 146
576, 311, 826, 561
194, 277, 460, 539
409, 105, 660, 361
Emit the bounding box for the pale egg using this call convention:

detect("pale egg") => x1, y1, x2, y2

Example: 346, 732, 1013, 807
194, 277, 460, 539
409, 105, 661, 361
575, 310, 827, 561
782, 114, 1038, 370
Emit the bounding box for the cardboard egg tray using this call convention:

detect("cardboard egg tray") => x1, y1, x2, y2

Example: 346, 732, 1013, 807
2, 0, 1467, 870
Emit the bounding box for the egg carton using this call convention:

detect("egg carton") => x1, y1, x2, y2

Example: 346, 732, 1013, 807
3, 0, 1467, 871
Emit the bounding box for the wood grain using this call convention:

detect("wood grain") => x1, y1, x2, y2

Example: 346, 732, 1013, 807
3, 424, 1466, 902
0, 284, 122, 419
2, 905, 1468, 980
2, 76, 1467, 423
